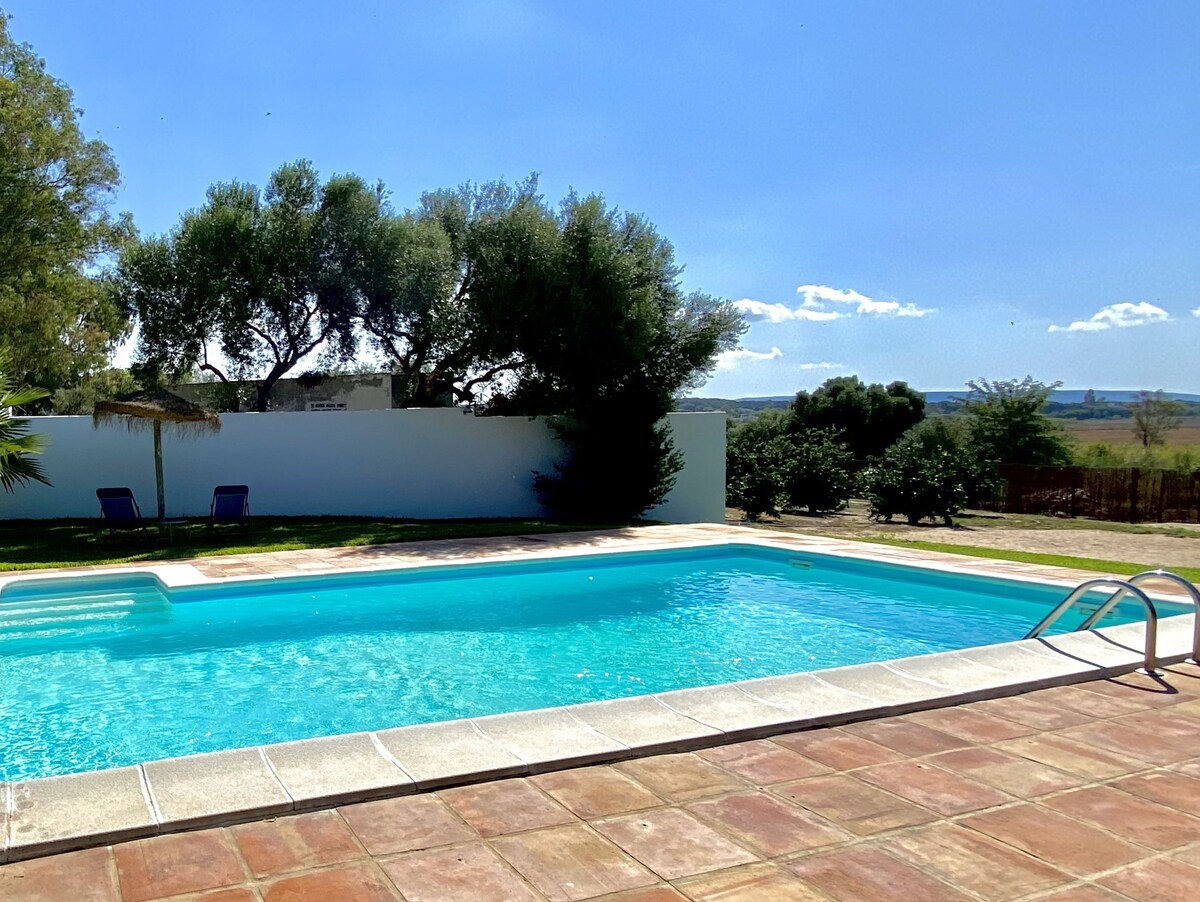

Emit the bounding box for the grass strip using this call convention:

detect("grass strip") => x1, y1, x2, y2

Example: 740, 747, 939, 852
861, 537, 1200, 583
0, 517, 635, 571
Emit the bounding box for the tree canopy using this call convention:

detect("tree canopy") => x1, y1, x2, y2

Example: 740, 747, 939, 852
963, 376, 1071, 466
790, 375, 926, 458
118, 161, 381, 410
0, 15, 132, 392
1130, 390, 1183, 449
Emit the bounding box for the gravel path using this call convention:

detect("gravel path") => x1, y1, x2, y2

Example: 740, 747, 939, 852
731, 503, 1200, 569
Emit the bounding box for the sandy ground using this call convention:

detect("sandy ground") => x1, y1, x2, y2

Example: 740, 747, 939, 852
730, 502, 1200, 570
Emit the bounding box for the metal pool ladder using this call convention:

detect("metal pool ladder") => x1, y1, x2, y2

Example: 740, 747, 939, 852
1024, 570, 1200, 675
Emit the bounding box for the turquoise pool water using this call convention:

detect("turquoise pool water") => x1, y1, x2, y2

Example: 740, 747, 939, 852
0, 544, 1177, 780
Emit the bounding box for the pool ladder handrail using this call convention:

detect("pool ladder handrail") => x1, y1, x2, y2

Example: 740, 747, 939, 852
1076, 569, 1200, 660
1024, 577, 1161, 674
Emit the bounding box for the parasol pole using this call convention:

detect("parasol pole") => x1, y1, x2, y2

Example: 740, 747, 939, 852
153, 419, 166, 521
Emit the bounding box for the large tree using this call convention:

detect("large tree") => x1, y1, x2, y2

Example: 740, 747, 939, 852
790, 375, 926, 458
963, 376, 1071, 466
359, 180, 745, 518
359, 177, 557, 406
0, 14, 132, 392
1130, 390, 1183, 449
508, 193, 745, 519
118, 161, 381, 410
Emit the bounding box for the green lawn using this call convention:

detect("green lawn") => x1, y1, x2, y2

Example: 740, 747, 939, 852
951, 511, 1200, 539
0, 517, 635, 571
863, 536, 1200, 583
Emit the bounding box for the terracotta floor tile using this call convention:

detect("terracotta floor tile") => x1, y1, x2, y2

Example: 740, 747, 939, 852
696, 740, 830, 785
1028, 685, 1151, 718
261, 862, 398, 901
492, 824, 656, 901
904, 706, 1036, 743
232, 810, 363, 878
1109, 769, 1200, 813
1098, 856, 1200, 902
688, 791, 851, 856
1073, 673, 1195, 707
1172, 757, 1200, 779
772, 774, 936, 836
114, 830, 246, 902
531, 766, 664, 819
339, 794, 476, 854
1056, 718, 1197, 766
881, 823, 1068, 901
960, 804, 1144, 876
855, 759, 1012, 816
972, 694, 1095, 730
839, 718, 970, 756
379, 844, 541, 902
597, 888, 687, 902
771, 729, 905, 770
168, 890, 260, 902
1175, 844, 1200, 867
614, 753, 748, 802
438, 778, 575, 837
593, 808, 758, 881
1032, 886, 1130, 902
1041, 784, 1200, 851
786, 845, 971, 902
0, 847, 118, 902
929, 746, 1083, 797
676, 863, 828, 901
994, 733, 1144, 780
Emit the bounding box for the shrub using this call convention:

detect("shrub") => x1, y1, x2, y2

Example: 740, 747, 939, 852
726, 423, 792, 520
726, 412, 852, 518
536, 410, 682, 522
900, 417, 998, 507
784, 432, 853, 514
861, 442, 968, 525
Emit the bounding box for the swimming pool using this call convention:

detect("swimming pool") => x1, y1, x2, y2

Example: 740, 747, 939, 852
0, 542, 1182, 781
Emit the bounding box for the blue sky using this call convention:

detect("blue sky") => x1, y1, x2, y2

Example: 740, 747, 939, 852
9, 0, 1199, 396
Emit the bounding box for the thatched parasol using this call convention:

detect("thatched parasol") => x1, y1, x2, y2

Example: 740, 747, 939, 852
93, 388, 221, 521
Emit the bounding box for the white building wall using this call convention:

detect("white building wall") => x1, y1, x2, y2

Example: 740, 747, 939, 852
0, 411, 726, 523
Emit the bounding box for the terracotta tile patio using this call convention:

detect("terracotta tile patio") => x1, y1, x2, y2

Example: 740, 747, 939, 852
5, 666, 1200, 901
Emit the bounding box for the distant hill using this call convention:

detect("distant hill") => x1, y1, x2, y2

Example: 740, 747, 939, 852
706, 390, 1200, 404
680, 389, 1200, 422
923, 389, 1200, 404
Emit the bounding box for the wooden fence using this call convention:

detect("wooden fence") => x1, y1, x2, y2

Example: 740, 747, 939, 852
981, 465, 1200, 523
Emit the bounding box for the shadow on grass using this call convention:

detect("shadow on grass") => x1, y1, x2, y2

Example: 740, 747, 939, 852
0, 517, 642, 571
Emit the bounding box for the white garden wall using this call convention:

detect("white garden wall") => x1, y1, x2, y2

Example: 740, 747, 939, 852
0, 410, 726, 524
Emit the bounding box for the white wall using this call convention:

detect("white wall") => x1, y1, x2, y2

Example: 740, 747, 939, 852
0, 411, 726, 524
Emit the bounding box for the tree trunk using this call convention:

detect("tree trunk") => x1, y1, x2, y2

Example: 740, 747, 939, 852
153, 420, 166, 521
255, 364, 290, 412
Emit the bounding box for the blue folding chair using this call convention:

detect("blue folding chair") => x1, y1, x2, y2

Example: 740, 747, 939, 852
96, 487, 148, 534
209, 484, 250, 532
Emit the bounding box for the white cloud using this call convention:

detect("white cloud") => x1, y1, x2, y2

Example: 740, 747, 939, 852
797, 284, 934, 318
796, 361, 844, 371
732, 285, 933, 324
715, 346, 784, 370
1048, 302, 1171, 333
1192, 307, 1200, 318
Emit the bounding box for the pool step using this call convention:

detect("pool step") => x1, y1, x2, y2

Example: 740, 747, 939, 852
0, 590, 170, 643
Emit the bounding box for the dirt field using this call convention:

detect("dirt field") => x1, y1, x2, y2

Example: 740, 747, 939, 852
1060, 416, 1200, 447
731, 502, 1200, 570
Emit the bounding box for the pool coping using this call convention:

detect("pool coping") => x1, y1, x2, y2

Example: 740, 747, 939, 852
3, 524, 1198, 862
